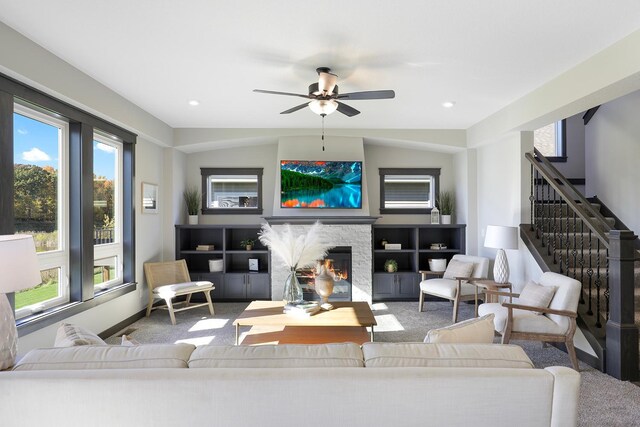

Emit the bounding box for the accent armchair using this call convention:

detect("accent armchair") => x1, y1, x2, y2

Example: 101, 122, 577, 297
143, 259, 215, 325
478, 271, 581, 370
418, 254, 490, 323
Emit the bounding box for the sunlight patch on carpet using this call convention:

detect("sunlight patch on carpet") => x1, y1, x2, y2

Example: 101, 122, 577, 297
188, 318, 229, 332
371, 303, 389, 311
373, 314, 405, 332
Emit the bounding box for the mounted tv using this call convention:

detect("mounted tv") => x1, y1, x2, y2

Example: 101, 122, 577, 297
280, 160, 362, 209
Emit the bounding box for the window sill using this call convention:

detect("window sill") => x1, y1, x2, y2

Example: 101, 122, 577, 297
380, 208, 434, 215
17, 282, 137, 336
544, 156, 567, 163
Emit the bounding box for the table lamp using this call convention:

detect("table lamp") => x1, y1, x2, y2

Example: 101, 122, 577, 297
0, 235, 42, 370
484, 225, 518, 284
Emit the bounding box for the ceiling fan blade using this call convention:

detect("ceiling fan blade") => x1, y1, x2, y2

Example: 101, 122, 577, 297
254, 89, 310, 99
336, 102, 360, 117
280, 102, 310, 114
318, 71, 338, 95
337, 90, 395, 100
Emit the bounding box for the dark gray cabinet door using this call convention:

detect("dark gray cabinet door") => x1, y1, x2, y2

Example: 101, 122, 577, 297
198, 272, 224, 300
397, 272, 419, 298
247, 273, 270, 299
223, 273, 247, 299
373, 273, 396, 299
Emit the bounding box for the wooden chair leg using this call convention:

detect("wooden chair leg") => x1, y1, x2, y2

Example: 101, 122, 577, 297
146, 294, 154, 317
204, 290, 214, 315
452, 297, 459, 323
165, 298, 177, 325
566, 338, 579, 371
418, 291, 424, 312
185, 294, 192, 307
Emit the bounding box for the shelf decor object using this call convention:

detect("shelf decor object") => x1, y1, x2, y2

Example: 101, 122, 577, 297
0, 235, 42, 370
259, 221, 334, 303
484, 225, 518, 284
430, 206, 440, 224
183, 186, 200, 224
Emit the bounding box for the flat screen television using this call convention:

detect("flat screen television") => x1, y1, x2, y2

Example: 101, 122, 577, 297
280, 160, 362, 209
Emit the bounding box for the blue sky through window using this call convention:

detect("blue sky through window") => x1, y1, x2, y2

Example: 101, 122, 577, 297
14, 112, 115, 179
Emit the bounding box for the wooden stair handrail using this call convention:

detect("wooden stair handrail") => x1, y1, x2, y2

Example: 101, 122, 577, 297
527, 149, 610, 247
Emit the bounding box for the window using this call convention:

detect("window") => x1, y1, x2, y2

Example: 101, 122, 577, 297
13, 105, 69, 318
0, 72, 136, 333
93, 132, 123, 291
201, 168, 263, 214
534, 119, 566, 161
379, 168, 440, 214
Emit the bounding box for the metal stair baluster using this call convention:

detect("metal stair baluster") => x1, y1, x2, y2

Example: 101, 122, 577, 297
587, 229, 593, 316
595, 238, 602, 328
578, 220, 585, 305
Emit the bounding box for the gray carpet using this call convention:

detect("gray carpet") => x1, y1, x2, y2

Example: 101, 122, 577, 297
106, 301, 640, 427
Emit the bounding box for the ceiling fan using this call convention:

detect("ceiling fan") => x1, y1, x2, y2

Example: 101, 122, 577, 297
253, 67, 395, 117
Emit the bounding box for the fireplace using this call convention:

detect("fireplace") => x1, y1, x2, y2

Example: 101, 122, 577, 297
298, 246, 352, 301
265, 219, 375, 302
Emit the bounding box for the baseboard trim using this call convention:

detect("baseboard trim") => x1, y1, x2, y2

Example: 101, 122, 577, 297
99, 308, 147, 340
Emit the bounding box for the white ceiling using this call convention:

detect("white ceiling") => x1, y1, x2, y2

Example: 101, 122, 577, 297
1, 0, 640, 130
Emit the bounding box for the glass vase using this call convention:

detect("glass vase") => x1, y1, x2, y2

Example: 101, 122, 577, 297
283, 267, 304, 303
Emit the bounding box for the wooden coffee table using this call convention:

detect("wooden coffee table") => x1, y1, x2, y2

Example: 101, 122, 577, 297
233, 301, 377, 345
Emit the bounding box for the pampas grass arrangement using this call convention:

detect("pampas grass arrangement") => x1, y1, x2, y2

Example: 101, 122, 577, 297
258, 221, 334, 270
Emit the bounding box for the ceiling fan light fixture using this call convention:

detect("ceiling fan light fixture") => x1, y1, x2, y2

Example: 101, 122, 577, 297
309, 99, 338, 115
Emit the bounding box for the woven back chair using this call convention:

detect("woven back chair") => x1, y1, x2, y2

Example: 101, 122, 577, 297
143, 259, 215, 325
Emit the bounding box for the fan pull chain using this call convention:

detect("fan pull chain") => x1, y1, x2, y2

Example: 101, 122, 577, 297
321, 114, 325, 151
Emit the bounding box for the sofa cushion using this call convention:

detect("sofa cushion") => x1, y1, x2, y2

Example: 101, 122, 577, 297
13, 344, 196, 371
188, 343, 364, 368
54, 323, 106, 347
478, 302, 565, 335
518, 281, 556, 314
419, 278, 479, 299
442, 259, 474, 280
423, 314, 495, 344
362, 343, 533, 368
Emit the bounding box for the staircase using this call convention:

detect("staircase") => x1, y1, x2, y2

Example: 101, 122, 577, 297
522, 149, 639, 381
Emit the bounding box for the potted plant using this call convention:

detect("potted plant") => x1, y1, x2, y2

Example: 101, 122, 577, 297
183, 186, 200, 225
437, 191, 455, 224
384, 259, 398, 273
241, 238, 255, 251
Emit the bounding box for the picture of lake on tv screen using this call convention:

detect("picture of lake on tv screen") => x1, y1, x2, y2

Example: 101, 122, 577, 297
280, 160, 362, 209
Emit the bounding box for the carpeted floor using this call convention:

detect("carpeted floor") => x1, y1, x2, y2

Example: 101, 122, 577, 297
106, 301, 640, 427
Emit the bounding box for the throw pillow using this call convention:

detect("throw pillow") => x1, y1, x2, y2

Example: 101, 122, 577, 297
442, 259, 475, 280
423, 313, 495, 344
121, 334, 140, 346
54, 323, 106, 347
517, 281, 556, 315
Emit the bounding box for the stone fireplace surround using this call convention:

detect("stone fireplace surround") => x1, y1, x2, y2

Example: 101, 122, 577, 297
264, 217, 377, 302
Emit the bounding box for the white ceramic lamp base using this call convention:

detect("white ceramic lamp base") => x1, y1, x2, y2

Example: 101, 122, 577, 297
493, 248, 510, 284
0, 294, 18, 370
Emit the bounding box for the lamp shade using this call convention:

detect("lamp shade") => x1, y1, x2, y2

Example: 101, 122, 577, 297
309, 99, 338, 115
484, 225, 518, 250
0, 235, 42, 293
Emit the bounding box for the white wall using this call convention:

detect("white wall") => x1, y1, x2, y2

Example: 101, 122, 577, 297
475, 132, 531, 290
585, 89, 640, 236
183, 140, 460, 226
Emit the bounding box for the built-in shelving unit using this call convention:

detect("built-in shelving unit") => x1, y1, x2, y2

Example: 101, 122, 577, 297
175, 225, 270, 301
372, 224, 466, 301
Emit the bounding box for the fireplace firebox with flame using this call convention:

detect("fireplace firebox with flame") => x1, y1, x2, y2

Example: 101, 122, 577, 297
297, 247, 352, 302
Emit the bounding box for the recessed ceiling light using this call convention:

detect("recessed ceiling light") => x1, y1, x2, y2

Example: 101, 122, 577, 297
442, 101, 456, 108
188, 100, 200, 106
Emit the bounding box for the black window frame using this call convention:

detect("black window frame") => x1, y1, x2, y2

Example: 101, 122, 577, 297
379, 167, 441, 215
0, 72, 137, 336
200, 167, 263, 215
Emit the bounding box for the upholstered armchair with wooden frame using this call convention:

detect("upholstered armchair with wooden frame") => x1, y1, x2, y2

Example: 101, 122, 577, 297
143, 259, 215, 325
478, 272, 581, 370
418, 254, 490, 323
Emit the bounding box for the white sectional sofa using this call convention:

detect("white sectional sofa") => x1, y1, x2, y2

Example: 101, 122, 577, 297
1, 342, 580, 427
